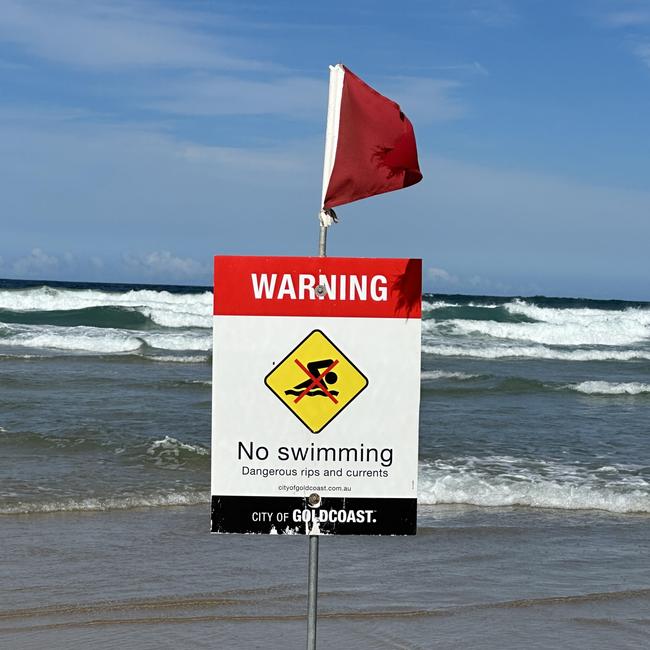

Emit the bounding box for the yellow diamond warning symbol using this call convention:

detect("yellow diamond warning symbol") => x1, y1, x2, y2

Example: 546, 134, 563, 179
264, 329, 368, 433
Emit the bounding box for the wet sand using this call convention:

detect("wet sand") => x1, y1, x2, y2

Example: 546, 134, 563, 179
2, 505, 649, 649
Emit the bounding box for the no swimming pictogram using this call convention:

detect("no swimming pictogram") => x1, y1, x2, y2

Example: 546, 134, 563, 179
265, 330, 368, 433
286, 358, 339, 403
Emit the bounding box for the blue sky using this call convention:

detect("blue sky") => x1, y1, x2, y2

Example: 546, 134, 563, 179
1, 0, 649, 299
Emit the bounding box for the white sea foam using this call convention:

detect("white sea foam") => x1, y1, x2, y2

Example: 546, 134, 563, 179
143, 331, 211, 351
1, 326, 144, 353
0, 353, 49, 360
146, 436, 208, 470
0, 491, 210, 515
0, 286, 212, 328
147, 354, 210, 363
568, 381, 650, 395
147, 435, 209, 460
422, 299, 650, 359
506, 300, 650, 324
145, 308, 211, 328
442, 318, 647, 346
418, 457, 650, 513
506, 301, 650, 342
422, 300, 459, 312
420, 370, 479, 381
0, 323, 211, 354
422, 343, 650, 361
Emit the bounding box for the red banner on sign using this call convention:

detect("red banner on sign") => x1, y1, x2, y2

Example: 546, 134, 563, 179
213, 256, 421, 319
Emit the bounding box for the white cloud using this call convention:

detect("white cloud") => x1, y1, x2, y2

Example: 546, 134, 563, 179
0, 106, 97, 124
0, 114, 320, 251
428, 267, 459, 286
3, 108, 650, 297
0, 57, 28, 70
455, 61, 489, 76
0, 0, 468, 125
409, 155, 650, 297
144, 71, 467, 123
421, 62, 488, 77
179, 141, 313, 178
147, 74, 326, 118
634, 41, 650, 67
465, 1, 517, 27
467, 274, 514, 294
603, 10, 650, 27
12, 248, 61, 277
426, 267, 514, 295
597, 4, 650, 69
2, 247, 210, 283
123, 251, 210, 281
383, 77, 467, 124
0, 0, 268, 71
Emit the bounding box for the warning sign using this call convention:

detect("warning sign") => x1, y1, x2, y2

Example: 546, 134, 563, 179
264, 329, 368, 433
211, 255, 421, 536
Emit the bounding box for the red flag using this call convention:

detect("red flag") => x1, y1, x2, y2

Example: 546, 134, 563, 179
321, 64, 422, 211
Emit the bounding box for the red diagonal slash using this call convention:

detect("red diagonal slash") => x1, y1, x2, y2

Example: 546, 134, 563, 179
293, 359, 339, 404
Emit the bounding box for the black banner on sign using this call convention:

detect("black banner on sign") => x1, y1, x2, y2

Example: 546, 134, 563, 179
211, 495, 417, 535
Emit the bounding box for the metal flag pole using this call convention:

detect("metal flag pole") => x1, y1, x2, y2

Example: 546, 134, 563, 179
306, 222, 327, 649
307, 62, 342, 650
318, 224, 328, 259
306, 517, 320, 650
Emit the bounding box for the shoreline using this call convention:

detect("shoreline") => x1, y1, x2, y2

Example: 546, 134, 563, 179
3, 500, 649, 520
3, 504, 649, 648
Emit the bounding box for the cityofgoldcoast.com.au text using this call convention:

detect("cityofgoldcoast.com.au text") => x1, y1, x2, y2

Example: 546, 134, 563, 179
279, 484, 351, 492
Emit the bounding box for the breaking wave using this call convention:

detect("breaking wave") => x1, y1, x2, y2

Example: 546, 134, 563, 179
146, 435, 209, 469
420, 370, 481, 381
7, 457, 646, 515
433, 317, 647, 347
422, 344, 650, 362
0, 285, 212, 329
422, 296, 650, 361
0, 324, 211, 354
0, 325, 144, 354
146, 354, 210, 363
567, 381, 650, 395
3, 285, 649, 363
0, 430, 210, 459
0, 491, 209, 515
0, 284, 214, 359
418, 456, 650, 514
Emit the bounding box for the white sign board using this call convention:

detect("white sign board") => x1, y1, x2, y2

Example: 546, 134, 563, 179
211, 255, 421, 534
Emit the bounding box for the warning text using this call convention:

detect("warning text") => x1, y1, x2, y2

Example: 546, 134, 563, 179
251, 273, 388, 302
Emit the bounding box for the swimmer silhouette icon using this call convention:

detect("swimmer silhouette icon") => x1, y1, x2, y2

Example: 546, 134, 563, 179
284, 359, 340, 399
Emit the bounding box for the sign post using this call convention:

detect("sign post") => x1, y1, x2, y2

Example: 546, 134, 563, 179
307, 500, 319, 649
306, 224, 327, 650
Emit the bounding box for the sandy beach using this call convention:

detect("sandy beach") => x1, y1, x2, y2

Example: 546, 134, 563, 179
2, 504, 649, 649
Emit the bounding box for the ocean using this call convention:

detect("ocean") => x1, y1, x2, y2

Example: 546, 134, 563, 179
1, 278, 649, 648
